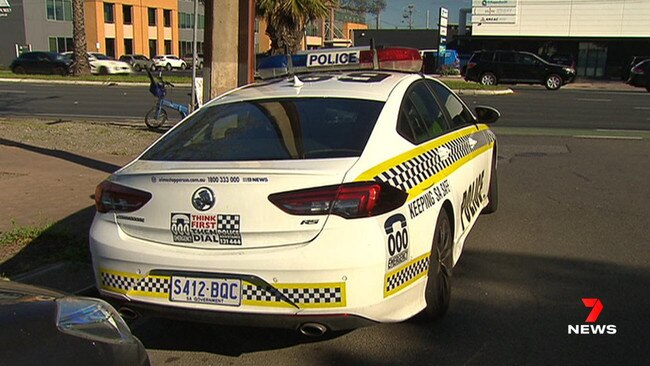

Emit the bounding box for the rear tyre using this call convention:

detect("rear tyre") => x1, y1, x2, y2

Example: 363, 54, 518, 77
422, 209, 453, 321
134, 64, 142, 72
482, 151, 498, 214
180, 63, 187, 70
480, 72, 497, 86
99, 66, 109, 75
13, 66, 26, 74
545, 74, 562, 90
165, 63, 172, 71
145, 107, 168, 129
646, 86, 650, 93
54, 67, 66, 76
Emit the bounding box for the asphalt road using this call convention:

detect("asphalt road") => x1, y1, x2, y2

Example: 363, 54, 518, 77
0, 81, 649, 130
128, 134, 649, 366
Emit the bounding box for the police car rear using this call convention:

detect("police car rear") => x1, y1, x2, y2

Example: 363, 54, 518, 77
90, 47, 497, 333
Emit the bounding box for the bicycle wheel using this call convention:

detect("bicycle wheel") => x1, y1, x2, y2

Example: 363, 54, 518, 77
145, 107, 168, 129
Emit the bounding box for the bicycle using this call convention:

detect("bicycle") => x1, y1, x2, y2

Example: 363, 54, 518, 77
145, 69, 189, 129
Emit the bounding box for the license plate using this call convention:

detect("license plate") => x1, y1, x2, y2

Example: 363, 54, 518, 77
170, 276, 241, 306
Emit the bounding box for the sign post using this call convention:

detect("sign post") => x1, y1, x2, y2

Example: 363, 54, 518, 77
438, 7, 448, 72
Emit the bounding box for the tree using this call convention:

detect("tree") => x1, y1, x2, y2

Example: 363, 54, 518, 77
257, 0, 329, 55
71, 0, 90, 75
340, 0, 386, 29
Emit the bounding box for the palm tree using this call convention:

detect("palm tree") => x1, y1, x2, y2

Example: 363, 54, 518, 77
71, 0, 90, 75
257, 0, 329, 55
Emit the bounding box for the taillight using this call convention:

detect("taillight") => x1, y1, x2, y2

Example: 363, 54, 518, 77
467, 62, 477, 70
95, 181, 152, 213
268, 182, 407, 219
631, 66, 644, 75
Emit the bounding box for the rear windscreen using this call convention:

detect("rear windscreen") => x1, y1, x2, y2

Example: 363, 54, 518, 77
141, 98, 384, 161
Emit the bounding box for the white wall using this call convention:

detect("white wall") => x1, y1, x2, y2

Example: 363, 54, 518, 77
472, 0, 650, 37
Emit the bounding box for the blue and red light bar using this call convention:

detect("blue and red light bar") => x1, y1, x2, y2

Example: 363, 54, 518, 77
256, 47, 423, 80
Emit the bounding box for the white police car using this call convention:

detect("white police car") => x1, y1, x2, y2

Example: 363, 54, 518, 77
90, 47, 500, 335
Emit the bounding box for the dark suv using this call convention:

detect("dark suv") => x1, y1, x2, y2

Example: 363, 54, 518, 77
465, 50, 575, 90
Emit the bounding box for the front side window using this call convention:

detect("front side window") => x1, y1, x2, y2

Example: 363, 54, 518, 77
397, 81, 448, 144
141, 98, 384, 161
518, 53, 540, 66
428, 80, 475, 129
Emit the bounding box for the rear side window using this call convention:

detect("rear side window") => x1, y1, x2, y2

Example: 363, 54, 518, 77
477, 52, 494, 62
141, 98, 384, 161
498, 52, 515, 63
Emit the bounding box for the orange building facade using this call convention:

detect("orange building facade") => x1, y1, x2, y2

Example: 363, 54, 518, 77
84, 0, 179, 58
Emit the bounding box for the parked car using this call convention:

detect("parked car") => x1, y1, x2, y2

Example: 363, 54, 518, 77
182, 53, 204, 69
627, 59, 650, 92
61, 52, 132, 75
152, 55, 187, 70
119, 54, 155, 72
465, 50, 575, 90
622, 55, 650, 81
10, 51, 72, 76
90, 47, 500, 335
1, 279, 149, 365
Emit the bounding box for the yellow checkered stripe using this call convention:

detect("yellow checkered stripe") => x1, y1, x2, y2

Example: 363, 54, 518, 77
384, 253, 430, 297
99, 269, 346, 308
356, 125, 495, 200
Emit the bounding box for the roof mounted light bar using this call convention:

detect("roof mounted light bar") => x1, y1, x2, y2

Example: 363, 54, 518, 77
256, 46, 423, 80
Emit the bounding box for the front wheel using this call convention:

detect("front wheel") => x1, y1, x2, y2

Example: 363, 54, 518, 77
480, 72, 497, 86
180, 63, 187, 70
145, 106, 168, 129
165, 63, 172, 71
422, 209, 453, 321
545, 74, 563, 90
134, 64, 142, 72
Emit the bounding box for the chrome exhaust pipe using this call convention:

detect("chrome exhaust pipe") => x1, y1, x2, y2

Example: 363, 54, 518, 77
117, 307, 139, 321
298, 322, 328, 337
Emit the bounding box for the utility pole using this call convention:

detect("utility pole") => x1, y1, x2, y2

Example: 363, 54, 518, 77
402, 4, 415, 30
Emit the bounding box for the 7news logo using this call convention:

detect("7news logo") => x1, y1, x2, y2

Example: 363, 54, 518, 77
568, 298, 617, 335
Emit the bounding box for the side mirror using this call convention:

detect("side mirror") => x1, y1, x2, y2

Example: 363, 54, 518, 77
475, 105, 500, 124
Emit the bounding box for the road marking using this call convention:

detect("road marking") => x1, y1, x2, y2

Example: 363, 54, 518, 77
633, 106, 650, 110
0, 90, 27, 93
573, 135, 642, 140
575, 98, 612, 102
596, 129, 647, 133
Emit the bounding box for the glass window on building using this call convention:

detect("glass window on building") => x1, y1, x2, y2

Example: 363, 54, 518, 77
105, 38, 116, 58
49, 37, 73, 53
148, 8, 157, 26
124, 39, 134, 55
47, 0, 72, 21
104, 3, 115, 24
163, 9, 172, 27
164, 40, 172, 54
578, 43, 607, 78
123, 5, 132, 25
149, 40, 157, 57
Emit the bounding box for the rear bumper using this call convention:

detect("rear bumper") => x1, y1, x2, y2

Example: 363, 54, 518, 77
90, 214, 430, 326
103, 294, 377, 331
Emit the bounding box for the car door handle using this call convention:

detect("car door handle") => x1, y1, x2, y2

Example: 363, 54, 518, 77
468, 137, 478, 149
437, 147, 451, 160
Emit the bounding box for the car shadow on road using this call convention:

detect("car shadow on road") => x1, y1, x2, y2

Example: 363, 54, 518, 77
132, 250, 649, 365
0, 138, 120, 173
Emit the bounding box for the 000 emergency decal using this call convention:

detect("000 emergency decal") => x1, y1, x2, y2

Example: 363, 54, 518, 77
384, 214, 409, 270
170, 213, 242, 245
